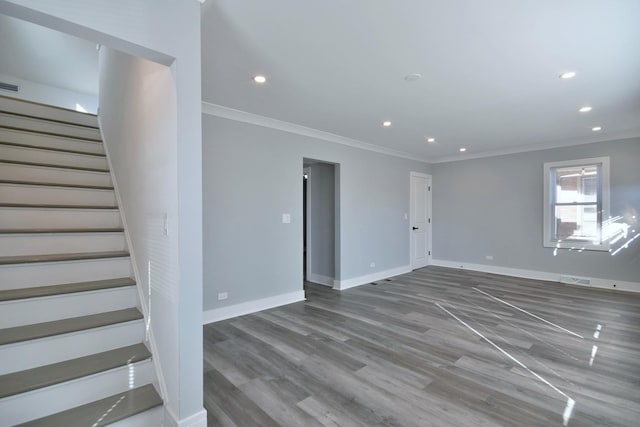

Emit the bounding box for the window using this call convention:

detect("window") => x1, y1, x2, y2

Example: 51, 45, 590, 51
543, 157, 610, 251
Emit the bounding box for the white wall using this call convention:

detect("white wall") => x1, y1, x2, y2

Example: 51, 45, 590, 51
0, 72, 97, 113
0, 1, 204, 424
98, 46, 179, 415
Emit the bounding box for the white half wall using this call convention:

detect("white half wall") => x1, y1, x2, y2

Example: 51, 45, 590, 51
98, 46, 180, 418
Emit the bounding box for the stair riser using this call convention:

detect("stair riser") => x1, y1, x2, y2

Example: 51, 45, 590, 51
0, 145, 108, 170
0, 208, 122, 230
0, 287, 137, 328
0, 163, 112, 187
0, 320, 145, 375
109, 405, 164, 427
0, 184, 116, 206
0, 128, 104, 155
0, 114, 101, 140
0, 97, 98, 128
0, 257, 131, 289
0, 359, 154, 425
0, 233, 126, 256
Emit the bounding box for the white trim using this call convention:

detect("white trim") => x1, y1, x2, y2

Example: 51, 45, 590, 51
202, 102, 640, 165
543, 156, 610, 252
334, 265, 411, 291
165, 407, 207, 427
307, 272, 334, 287
431, 133, 640, 164
97, 116, 169, 402
304, 166, 312, 281
202, 102, 429, 163
409, 172, 432, 270
203, 290, 305, 324
431, 259, 640, 293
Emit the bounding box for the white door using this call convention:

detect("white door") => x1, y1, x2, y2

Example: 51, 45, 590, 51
410, 173, 431, 270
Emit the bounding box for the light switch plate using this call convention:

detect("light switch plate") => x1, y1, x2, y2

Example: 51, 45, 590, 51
282, 213, 291, 224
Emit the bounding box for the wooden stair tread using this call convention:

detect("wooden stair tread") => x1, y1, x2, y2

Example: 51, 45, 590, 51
0, 278, 136, 302
0, 97, 163, 424
0, 179, 113, 190
0, 251, 129, 265
0, 228, 124, 234
0, 308, 143, 345
0, 125, 102, 142
0, 203, 118, 209
0, 141, 105, 157
17, 384, 162, 427
0, 343, 150, 399
0, 159, 109, 173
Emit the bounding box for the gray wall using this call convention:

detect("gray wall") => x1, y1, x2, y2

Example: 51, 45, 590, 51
202, 115, 431, 310
307, 162, 335, 281
432, 138, 640, 283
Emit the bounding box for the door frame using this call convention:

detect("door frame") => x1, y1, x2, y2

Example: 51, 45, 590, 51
303, 160, 339, 287
303, 166, 312, 282
409, 172, 432, 269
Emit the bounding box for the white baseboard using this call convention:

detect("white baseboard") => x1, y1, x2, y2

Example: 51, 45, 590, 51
431, 259, 640, 293
165, 407, 207, 427
334, 265, 412, 291
307, 273, 334, 287
203, 290, 305, 324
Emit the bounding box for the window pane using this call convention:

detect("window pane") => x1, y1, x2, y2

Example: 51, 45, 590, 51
554, 204, 599, 242
555, 165, 598, 203
544, 156, 609, 250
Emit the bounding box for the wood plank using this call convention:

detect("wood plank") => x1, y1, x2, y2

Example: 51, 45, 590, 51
0, 343, 150, 398
203, 266, 640, 427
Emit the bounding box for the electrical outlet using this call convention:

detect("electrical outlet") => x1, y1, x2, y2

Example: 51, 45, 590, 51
282, 213, 291, 224
218, 292, 228, 301
485, 255, 493, 261
370, 262, 375, 268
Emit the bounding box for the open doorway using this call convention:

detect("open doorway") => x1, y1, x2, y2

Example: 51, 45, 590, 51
303, 159, 338, 289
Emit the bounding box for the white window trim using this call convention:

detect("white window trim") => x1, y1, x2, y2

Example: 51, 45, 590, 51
543, 156, 610, 251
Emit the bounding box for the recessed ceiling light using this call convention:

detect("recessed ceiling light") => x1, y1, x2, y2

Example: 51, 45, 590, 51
253, 75, 267, 84
383, 121, 392, 127
560, 71, 576, 79
592, 126, 602, 132
579, 106, 592, 113
426, 137, 436, 143
459, 147, 467, 152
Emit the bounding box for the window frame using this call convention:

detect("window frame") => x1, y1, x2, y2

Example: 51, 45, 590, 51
543, 156, 610, 251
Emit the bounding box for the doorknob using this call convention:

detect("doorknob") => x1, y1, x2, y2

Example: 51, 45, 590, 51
412, 226, 419, 230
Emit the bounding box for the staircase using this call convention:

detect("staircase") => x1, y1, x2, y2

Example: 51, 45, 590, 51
0, 95, 163, 426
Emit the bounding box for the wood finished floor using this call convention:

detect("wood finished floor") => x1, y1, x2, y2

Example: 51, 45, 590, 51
203, 266, 640, 427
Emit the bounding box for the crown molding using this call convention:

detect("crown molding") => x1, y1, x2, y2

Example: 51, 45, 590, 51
201, 102, 640, 165
201, 101, 430, 163
430, 131, 640, 163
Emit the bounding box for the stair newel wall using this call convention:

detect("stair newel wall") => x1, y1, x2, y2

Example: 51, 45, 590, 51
98, 45, 179, 420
